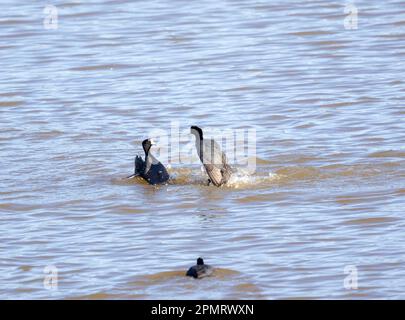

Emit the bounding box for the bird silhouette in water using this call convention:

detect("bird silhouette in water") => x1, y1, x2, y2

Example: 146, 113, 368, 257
191, 126, 233, 187
186, 257, 213, 279
127, 139, 170, 185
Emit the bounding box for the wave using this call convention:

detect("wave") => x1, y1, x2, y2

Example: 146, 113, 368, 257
115, 155, 401, 190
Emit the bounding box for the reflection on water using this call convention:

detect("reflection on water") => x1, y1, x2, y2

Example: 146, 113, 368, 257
0, 0, 404, 299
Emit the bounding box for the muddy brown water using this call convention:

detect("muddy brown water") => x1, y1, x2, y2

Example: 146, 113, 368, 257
0, 0, 404, 299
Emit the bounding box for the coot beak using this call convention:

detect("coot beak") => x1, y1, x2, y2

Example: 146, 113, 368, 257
150, 139, 156, 146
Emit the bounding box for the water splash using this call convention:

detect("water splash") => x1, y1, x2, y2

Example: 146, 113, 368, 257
166, 166, 280, 189
226, 168, 280, 189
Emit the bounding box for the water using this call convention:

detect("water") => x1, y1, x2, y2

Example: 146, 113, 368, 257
0, 0, 404, 299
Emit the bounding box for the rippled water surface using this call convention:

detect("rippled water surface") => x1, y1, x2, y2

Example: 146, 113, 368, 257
1, 0, 404, 299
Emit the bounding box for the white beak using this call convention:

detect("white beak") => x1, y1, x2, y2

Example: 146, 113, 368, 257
150, 139, 156, 145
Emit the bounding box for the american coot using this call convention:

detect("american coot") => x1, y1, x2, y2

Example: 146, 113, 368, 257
190, 126, 233, 187
128, 139, 170, 185
186, 258, 213, 279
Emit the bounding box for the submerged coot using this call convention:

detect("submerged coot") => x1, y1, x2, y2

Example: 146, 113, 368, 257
186, 258, 213, 279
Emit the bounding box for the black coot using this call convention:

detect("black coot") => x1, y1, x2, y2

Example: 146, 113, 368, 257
190, 126, 232, 187
186, 258, 213, 279
128, 139, 170, 185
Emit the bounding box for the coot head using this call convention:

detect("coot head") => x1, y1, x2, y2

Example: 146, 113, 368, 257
197, 257, 204, 265
142, 138, 155, 154
190, 126, 203, 139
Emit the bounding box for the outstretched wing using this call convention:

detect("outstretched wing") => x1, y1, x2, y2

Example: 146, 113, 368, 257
135, 155, 145, 175
202, 139, 231, 186
127, 155, 145, 179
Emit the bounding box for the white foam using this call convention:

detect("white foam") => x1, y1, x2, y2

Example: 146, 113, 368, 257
226, 168, 280, 189
166, 166, 280, 189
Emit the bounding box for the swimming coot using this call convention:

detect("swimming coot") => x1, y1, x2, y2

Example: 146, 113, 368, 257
190, 126, 232, 187
186, 258, 213, 279
128, 139, 170, 185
